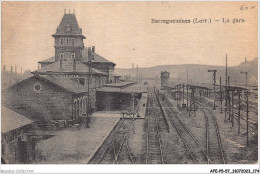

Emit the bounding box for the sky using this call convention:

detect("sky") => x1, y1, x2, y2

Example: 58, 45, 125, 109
2, 1, 258, 72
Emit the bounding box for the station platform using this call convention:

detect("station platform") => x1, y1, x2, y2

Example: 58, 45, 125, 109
136, 93, 147, 119
34, 113, 120, 164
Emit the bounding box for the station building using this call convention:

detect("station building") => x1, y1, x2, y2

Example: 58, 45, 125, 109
2, 12, 120, 123
2, 12, 148, 127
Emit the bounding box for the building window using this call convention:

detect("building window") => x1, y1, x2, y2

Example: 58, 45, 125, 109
61, 38, 64, 45
60, 53, 64, 59
66, 38, 69, 45
79, 78, 85, 86
72, 39, 75, 45
33, 83, 42, 92
71, 53, 75, 59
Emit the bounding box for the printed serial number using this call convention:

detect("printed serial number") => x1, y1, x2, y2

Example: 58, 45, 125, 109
210, 169, 259, 173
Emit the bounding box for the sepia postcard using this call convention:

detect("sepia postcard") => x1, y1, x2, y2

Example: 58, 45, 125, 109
1, 1, 258, 174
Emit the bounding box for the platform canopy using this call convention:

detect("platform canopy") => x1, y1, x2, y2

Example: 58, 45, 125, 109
97, 83, 148, 93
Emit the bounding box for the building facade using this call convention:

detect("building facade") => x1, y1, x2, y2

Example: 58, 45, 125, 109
2, 75, 95, 124
1, 106, 34, 164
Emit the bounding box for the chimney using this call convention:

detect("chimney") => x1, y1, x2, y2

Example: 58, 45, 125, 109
88, 47, 92, 61
15, 65, 17, 73
92, 46, 95, 53
60, 59, 63, 69
3, 65, 5, 72
73, 59, 76, 72
11, 66, 13, 73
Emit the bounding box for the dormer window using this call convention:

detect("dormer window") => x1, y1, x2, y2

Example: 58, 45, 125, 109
71, 53, 75, 59
60, 39, 64, 45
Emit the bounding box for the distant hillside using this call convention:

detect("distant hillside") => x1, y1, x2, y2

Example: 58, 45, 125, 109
115, 57, 258, 86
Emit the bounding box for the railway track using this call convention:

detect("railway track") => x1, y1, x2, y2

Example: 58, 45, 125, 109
161, 91, 212, 164
187, 91, 257, 130
193, 92, 258, 132
189, 95, 226, 164
146, 88, 164, 164
201, 108, 225, 164
88, 119, 134, 164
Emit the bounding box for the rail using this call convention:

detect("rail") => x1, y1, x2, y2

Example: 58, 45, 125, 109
146, 87, 164, 164
161, 91, 213, 164
154, 89, 170, 133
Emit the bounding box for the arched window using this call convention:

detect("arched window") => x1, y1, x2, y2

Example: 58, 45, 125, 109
73, 100, 77, 120
77, 100, 80, 121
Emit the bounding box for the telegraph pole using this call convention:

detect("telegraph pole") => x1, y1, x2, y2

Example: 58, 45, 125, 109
238, 90, 241, 134
228, 76, 231, 121
86, 48, 94, 128
208, 70, 217, 110
186, 66, 189, 112
241, 71, 249, 146
225, 54, 228, 121
220, 76, 222, 113
231, 90, 234, 127
178, 84, 180, 106
182, 84, 185, 106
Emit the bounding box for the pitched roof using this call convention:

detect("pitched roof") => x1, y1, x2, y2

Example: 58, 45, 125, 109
38, 49, 115, 65
82, 49, 115, 65
52, 14, 85, 38
34, 60, 108, 75
38, 56, 55, 63
1, 106, 33, 133
36, 75, 88, 94
4, 75, 89, 95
